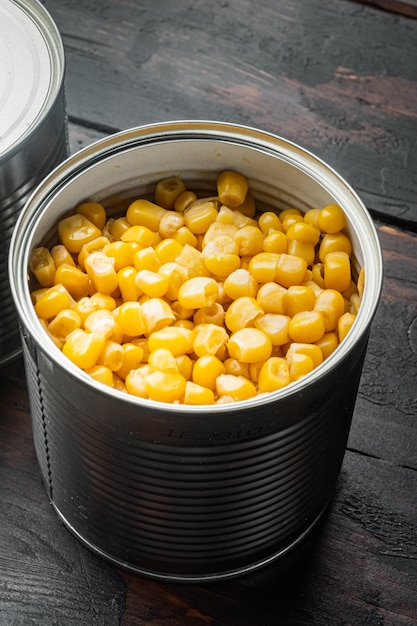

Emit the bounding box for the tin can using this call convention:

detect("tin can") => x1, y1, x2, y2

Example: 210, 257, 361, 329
9, 122, 383, 581
0, 0, 68, 366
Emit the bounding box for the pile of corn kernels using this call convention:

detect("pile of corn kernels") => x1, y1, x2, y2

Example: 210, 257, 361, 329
29, 170, 364, 404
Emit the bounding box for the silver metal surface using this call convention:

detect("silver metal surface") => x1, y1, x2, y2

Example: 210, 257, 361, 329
0, 0, 68, 365
9, 122, 383, 581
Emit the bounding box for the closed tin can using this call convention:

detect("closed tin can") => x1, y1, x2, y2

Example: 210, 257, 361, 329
0, 0, 67, 365
9, 122, 383, 581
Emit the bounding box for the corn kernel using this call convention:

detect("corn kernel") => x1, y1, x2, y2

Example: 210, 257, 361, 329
258, 357, 291, 392
258, 211, 283, 234
117, 266, 139, 302
62, 329, 106, 370
288, 352, 315, 381
215, 374, 257, 401
154, 238, 184, 264
318, 203, 347, 233
34, 284, 74, 320
254, 313, 290, 345
174, 190, 198, 213
58, 214, 103, 254
184, 199, 219, 234
338, 312, 356, 341
201, 235, 240, 277
227, 328, 272, 363
144, 370, 187, 403
103, 240, 136, 271
77, 236, 110, 270
29, 247, 56, 287
217, 170, 248, 208
97, 339, 124, 371
141, 297, 176, 334
275, 254, 308, 288
223, 268, 258, 300
148, 348, 178, 372
223, 358, 250, 379
248, 252, 279, 283
50, 244, 76, 268
318, 232, 352, 262
157, 262, 189, 300
262, 230, 287, 254
286, 342, 323, 369
86, 364, 114, 387
134, 246, 162, 272
84, 251, 118, 295
286, 240, 316, 266
303, 208, 321, 229
54, 263, 90, 300
89, 292, 117, 311
172, 226, 199, 248
193, 302, 225, 326
84, 308, 118, 338
192, 354, 226, 390
324, 251, 351, 292
126, 198, 168, 231
175, 354, 194, 380
314, 288, 345, 332
155, 176, 187, 210
147, 326, 194, 355
315, 332, 339, 360
48, 308, 81, 338
177, 276, 219, 309
284, 285, 316, 317
202, 221, 238, 246
109, 217, 131, 240
233, 190, 256, 218
256, 282, 287, 314
76, 202, 107, 230
183, 381, 215, 405
116, 301, 146, 337
158, 210, 185, 238
175, 244, 208, 278
193, 323, 229, 357
281, 214, 303, 232
125, 366, 148, 397
135, 269, 169, 298
233, 225, 264, 257
116, 343, 144, 380
225, 296, 264, 333
288, 310, 325, 343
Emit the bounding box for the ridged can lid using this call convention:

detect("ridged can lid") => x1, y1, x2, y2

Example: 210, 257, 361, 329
0, 0, 64, 157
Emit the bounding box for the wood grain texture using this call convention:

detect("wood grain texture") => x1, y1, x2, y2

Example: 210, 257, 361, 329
46, 0, 417, 227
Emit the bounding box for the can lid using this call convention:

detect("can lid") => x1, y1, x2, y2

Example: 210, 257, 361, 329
0, 0, 64, 156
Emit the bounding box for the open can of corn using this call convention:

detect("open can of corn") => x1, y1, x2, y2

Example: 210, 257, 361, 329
0, 0, 68, 366
8, 121, 383, 581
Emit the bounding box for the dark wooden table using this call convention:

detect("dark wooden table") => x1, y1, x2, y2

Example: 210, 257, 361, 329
1, 0, 417, 624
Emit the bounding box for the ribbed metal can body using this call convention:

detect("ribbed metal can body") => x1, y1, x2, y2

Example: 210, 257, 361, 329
0, 0, 68, 365
9, 122, 383, 581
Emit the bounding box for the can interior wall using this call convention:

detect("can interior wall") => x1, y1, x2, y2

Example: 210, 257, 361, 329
0, 0, 68, 366
9, 122, 383, 581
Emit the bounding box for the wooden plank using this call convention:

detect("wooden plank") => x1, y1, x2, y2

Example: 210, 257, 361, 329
359, 0, 417, 18
47, 0, 417, 225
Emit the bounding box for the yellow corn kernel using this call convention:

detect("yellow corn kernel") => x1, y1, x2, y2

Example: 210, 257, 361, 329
233, 225, 264, 257
174, 319, 195, 331
89, 292, 117, 311
126, 198, 168, 232
177, 276, 219, 309
256, 282, 287, 314
103, 240, 136, 272
175, 354, 193, 380
144, 370, 187, 403
133, 246, 161, 272
76, 202, 107, 230
183, 381, 215, 405
141, 297, 176, 334
147, 326, 194, 355
275, 254, 308, 288
201, 235, 240, 277
233, 191, 256, 218
303, 208, 321, 229
225, 296, 264, 333
72, 297, 96, 324
286, 221, 321, 245
154, 238, 184, 264
192, 354, 226, 390
288, 310, 325, 343
223, 358, 250, 379
171, 300, 194, 320
120, 224, 155, 247
86, 364, 114, 387
84, 308, 117, 338
108, 217, 130, 240
125, 366, 148, 397
84, 251, 118, 294
217, 170, 248, 208
258, 211, 283, 234
281, 214, 304, 232
318, 203, 347, 233
38, 317, 64, 349
232, 212, 258, 229
77, 236, 110, 270
286, 240, 316, 266
184, 199, 219, 234
171, 226, 199, 248
116, 301, 146, 337
350, 293, 361, 315
262, 230, 287, 254
148, 347, 178, 373
202, 221, 238, 246
29, 247, 56, 287
62, 328, 106, 370
311, 263, 325, 289
258, 357, 291, 393
157, 262, 189, 301
58, 214, 103, 254
227, 328, 272, 363
302, 279, 322, 297
112, 373, 127, 393
254, 313, 291, 346
48, 308, 81, 338
117, 266, 139, 302
338, 312, 356, 341
175, 244, 208, 278
318, 232, 352, 262
116, 343, 145, 380
283, 285, 316, 317
314, 288, 345, 332
324, 251, 351, 292
215, 374, 257, 401
216, 205, 238, 225
97, 339, 124, 371
193, 302, 225, 326
223, 268, 258, 300
174, 190, 198, 213
54, 263, 90, 300
34, 284, 74, 320
193, 323, 228, 357
50, 244, 76, 268
315, 332, 339, 360
357, 266, 365, 298
135, 269, 169, 298
248, 252, 279, 283
158, 210, 185, 238
155, 176, 187, 210
288, 352, 314, 381
286, 342, 323, 369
